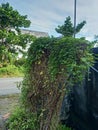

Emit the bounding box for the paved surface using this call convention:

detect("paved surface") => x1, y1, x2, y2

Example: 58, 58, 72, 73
0, 78, 23, 95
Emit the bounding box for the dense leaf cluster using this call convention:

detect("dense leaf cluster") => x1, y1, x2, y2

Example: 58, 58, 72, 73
0, 3, 34, 65
7, 107, 38, 130
55, 16, 86, 37
21, 36, 93, 130
0, 2, 30, 29
27, 37, 93, 83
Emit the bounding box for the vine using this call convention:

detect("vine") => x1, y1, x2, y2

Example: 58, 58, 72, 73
21, 36, 93, 130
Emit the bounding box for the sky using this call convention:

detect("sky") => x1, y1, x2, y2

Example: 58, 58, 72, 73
0, 0, 98, 40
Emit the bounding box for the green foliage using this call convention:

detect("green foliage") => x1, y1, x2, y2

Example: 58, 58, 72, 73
0, 65, 24, 77
0, 2, 30, 29
27, 37, 54, 64
56, 124, 72, 130
6, 107, 38, 130
21, 36, 93, 130
55, 16, 86, 37
76, 21, 86, 33
27, 37, 93, 83
0, 3, 35, 64
14, 57, 26, 67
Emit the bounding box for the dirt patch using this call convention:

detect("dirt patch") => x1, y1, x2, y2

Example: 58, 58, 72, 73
0, 94, 20, 115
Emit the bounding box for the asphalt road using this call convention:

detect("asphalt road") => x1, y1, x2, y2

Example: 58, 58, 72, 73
0, 77, 23, 95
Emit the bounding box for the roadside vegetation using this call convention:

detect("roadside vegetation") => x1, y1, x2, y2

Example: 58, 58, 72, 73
0, 2, 35, 77
0, 2, 95, 130
0, 65, 24, 77
6, 36, 93, 130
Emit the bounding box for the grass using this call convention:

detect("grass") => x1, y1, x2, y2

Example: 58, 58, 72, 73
0, 65, 24, 77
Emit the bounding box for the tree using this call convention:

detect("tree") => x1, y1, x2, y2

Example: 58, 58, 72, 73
55, 16, 86, 37
0, 3, 34, 65
0, 2, 30, 30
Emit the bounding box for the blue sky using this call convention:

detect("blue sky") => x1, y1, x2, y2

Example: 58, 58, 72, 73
0, 0, 98, 40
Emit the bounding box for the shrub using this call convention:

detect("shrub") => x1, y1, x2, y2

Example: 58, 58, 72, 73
6, 107, 38, 130
21, 37, 93, 130
14, 57, 26, 67
0, 65, 24, 77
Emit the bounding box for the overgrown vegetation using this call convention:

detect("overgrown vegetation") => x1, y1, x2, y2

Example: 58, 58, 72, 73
7, 107, 71, 130
6, 107, 38, 130
19, 37, 93, 130
0, 3, 35, 77
0, 65, 24, 77
1, 3, 94, 130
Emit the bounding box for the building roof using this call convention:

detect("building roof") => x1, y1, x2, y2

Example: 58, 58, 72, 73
21, 29, 49, 38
